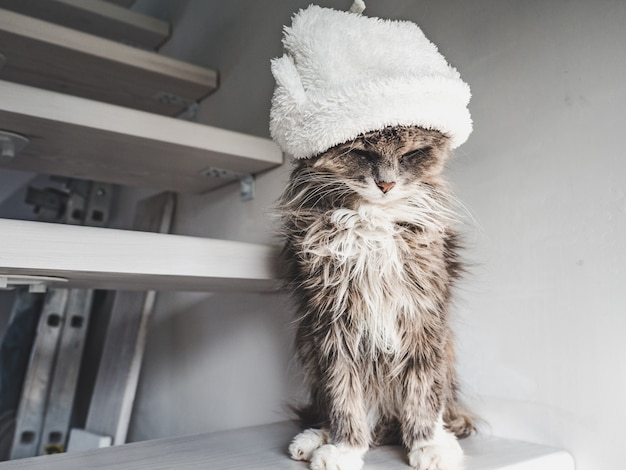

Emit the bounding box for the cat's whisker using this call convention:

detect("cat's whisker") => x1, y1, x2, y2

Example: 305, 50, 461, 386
276, 126, 476, 462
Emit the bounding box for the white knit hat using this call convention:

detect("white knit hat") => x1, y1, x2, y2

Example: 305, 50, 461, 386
270, 3, 472, 159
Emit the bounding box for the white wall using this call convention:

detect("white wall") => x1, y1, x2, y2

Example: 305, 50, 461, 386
438, 2, 626, 470
129, 1, 626, 468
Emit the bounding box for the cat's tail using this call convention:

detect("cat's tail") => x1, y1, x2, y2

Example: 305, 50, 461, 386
444, 400, 478, 439
290, 402, 329, 430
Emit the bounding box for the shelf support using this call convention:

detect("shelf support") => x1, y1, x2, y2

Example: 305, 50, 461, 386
201, 167, 255, 201
152, 91, 199, 121
0, 130, 30, 160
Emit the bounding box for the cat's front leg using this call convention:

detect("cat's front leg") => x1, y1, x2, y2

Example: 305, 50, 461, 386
309, 350, 370, 470
406, 416, 463, 470
310, 442, 368, 470
289, 429, 366, 470
401, 369, 463, 470
289, 428, 328, 461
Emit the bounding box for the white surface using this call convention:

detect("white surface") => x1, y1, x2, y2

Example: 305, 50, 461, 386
0, 422, 574, 469
0, 80, 283, 192
0, 218, 279, 291
436, 2, 626, 470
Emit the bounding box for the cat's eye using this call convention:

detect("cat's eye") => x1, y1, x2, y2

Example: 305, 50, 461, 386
400, 146, 432, 162
350, 148, 379, 161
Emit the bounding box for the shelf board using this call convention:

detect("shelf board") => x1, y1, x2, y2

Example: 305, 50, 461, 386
102, 0, 135, 7
0, 80, 283, 193
0, 8, 216, 115
0, 0, 170, 50
0, 219, 280, 292
0, 421, 574, 469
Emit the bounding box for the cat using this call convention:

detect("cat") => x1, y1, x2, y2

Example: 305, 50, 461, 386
277, 125, 475, 470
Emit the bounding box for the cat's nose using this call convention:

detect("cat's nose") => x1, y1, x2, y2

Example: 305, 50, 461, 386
376, 181, 396, 193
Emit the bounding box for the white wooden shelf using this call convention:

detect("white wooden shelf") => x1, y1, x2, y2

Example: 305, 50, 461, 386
0, 421, 575, 469
0, 219, 280, 292
0, 80, 283, 193
0, 0, 170, 50
0, 8, 215, 115
103, 0, 135, 7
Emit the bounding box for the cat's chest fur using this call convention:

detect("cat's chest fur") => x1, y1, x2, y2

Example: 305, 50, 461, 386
301, 202, 449, 354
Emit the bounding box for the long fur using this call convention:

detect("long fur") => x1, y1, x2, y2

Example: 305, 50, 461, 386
278, 126, 475, 468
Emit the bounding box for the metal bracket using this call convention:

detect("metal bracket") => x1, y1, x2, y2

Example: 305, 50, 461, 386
238, 174, 255, 202
11, 289, 70, 460
201, 167, 255, 201
152, 91, 199, 121
25, 187, 68, 222
25, 179, 112, 225
0, 130, 30, 160
0, 275, 68, 293
84, 182, 112, 227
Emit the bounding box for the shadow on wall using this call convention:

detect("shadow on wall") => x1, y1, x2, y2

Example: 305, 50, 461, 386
128, 290, 302, 442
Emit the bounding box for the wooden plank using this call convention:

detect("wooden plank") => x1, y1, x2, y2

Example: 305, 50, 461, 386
85, 192, 175, 445
0, 0, 170, 50
0, 218, 280, 292
0, 81, 283, 193
0, 421, 575, 469
0, 9, 215, 115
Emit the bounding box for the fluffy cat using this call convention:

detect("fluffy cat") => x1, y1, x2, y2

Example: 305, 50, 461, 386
278, 125, 475, 470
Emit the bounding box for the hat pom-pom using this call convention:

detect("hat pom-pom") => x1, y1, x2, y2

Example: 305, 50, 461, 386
349, 0, 366, 14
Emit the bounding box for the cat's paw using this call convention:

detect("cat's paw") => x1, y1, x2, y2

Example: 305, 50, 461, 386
289, 428, 328, 461
408, 431, 463, 470
310, 444, 366, 470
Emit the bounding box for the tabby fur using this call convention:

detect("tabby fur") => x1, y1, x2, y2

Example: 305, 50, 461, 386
278, 126, 475, 469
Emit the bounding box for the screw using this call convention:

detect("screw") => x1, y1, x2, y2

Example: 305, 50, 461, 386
1, 140, 14, 159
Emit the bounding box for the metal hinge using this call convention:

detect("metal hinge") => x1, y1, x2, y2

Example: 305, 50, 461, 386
201, 167, 255, 201
152, 91, 199, 121
25, 179, 112, 225
0, 130, 30, 160
0, 275, 68, 294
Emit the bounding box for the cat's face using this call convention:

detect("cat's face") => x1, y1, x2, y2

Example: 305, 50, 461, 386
302, 126, 451, 204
